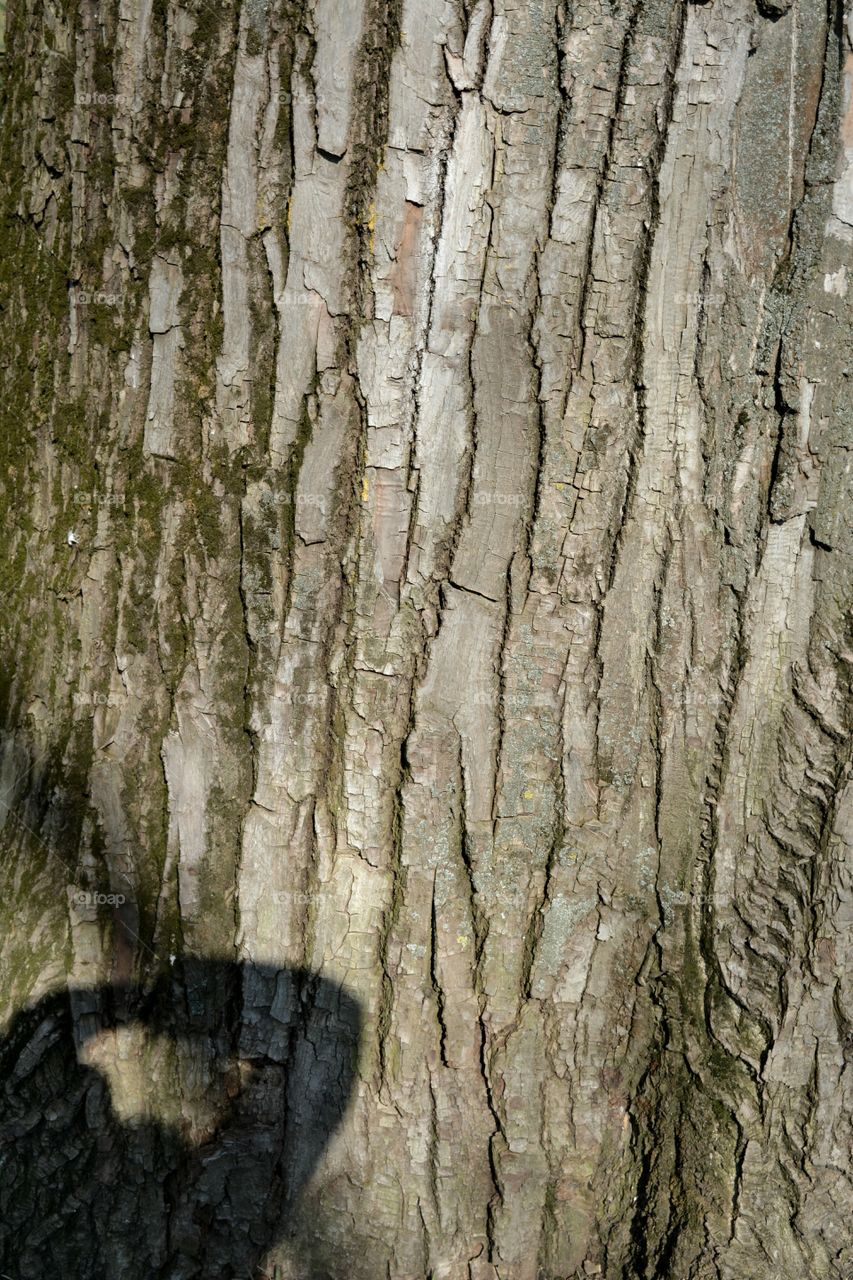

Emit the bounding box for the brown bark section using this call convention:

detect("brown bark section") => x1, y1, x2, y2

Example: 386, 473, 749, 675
0, 0, 851, 1277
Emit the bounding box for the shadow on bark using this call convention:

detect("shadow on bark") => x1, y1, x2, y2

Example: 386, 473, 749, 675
0, 958, 361, 1279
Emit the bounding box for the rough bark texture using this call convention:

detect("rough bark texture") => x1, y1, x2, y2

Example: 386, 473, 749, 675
0, 0, 852, 1277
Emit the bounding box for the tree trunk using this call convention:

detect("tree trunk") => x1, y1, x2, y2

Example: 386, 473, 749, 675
1, 0, 851, 1276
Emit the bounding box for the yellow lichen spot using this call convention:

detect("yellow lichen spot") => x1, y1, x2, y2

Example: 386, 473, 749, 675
555, 482, 565, 491
364, 202, 376, 254
456, 935, 468, 948
523, 788, 534, 800
361, 474, 369, 503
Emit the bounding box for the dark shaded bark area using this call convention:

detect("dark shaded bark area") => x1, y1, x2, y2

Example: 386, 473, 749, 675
1, 961, 360, 1277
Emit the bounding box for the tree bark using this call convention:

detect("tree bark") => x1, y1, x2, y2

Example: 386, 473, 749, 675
1, 0, 851, 1277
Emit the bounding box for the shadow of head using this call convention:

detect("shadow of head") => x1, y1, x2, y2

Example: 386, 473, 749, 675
0, 959, 361, 1279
